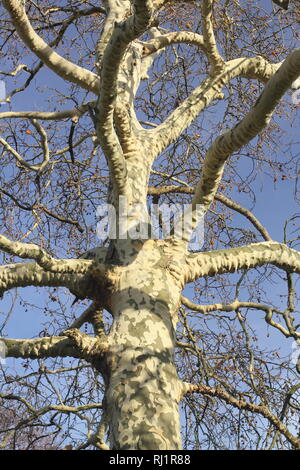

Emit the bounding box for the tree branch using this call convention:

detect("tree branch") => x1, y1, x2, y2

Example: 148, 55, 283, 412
184, 241, 300, 284
67, 302, 105, 338
0, 101, 96, 122
181, 295, 272, 315
95, 0, 153, 196
181, 382, 300, 450
181, 295, 300, 339
0, 262, 96, 300
114, 104, 139, 158
2, 330, 109, 365
95, 0, 131, 66
201, 0, 225, 73
0, 132, 48, 173
214, 193, 272, 242
0, 234, 94, 274
181, 49, 300, 238
141, 31, 205, 56
2, 0, 100, 94
149, 52, 298, 160
148, 185, 272, 241
1, 335, 85, 360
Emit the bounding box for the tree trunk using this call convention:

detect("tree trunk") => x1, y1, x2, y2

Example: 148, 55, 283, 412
104, 240, 183, 449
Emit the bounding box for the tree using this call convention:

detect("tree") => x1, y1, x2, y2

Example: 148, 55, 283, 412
0, 0, 300, 450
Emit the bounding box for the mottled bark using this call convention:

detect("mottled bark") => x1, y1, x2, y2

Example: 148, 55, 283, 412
104, 240, 184, 449
184, 241, 300, 284
105, 295, 182, 449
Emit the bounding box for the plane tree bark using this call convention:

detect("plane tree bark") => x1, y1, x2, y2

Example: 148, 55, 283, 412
0, 0, 300, 450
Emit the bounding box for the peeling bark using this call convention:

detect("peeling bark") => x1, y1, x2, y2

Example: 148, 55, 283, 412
184, 242, 300, 284
104, 241, 184, 449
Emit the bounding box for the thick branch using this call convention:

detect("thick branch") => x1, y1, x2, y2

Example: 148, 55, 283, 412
141, 31, 205, 56
0, 262, 97, 300
95, 0, 131, 65
114, 104, 138, 158
201, 0, 225, 73
2, 330, 109, 368
96, 0, 153, 196
0, 234, 94, 273
149, 74, 225, 159
2, 335, 85, 360
2, 0, 99, 94
149, 53, 298, 160
184, 241, 300, 284
182, 49, 300, 237
68, 302, 105, 338
230, 56, 281, 83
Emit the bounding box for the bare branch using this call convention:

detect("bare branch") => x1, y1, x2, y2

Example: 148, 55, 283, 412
229, 56, 282, 83
2, 335, 86, 360
0, 63, 30, 76
60, 329, 108, 360
38, 205, 84, 233
181, 295, 272, 315
0, 262, 99, 302
0, 101, 96, 122
95, 0, 131, 65
201, 0, 225, 73
114, 104, 138, 158
2, 0, 100, 94
149, 53, 296, 160
184, 241, 300, 284
141, 31, 205, 56
96, 0, 153, 196
0, 233, 93, 273
148, 185, 272, 241
76, 412, 109, 450
181, 382, 300, 450
67, 302, 104, 337
183, 49, 300, 237
0, 392, 102, 419
2, 330, 108, 366
30, 119, 49, 173
181, 295, 300, 340
0, 136, 47, 173
214, 193, 272, 242
148, 74, 225, 159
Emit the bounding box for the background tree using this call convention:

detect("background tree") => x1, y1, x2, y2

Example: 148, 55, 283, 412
0, 0, 300, 450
